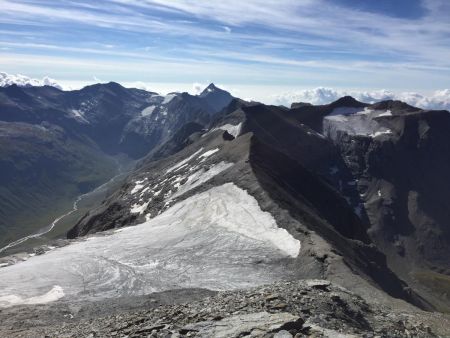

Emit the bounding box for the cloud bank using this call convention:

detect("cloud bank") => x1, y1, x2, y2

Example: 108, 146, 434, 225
0, 72, 62, 89
272, 88, 450, 111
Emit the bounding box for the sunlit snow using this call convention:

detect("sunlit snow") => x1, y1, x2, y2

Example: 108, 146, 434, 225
0, 183, 300, 307
165, 148, 204, 173
170, 161, 233, 199
199, 148, 219, 158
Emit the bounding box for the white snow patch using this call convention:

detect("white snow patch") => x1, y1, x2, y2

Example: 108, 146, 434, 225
70, 109, 89, 123
0, 285, 64, 307
169, 183, 300, 257
369, 130, 393, 138
166, 148, 204, 173
199, 148, 219, 159
141, 105, 156, 117
213, 123, 242, 138
140, 187, 150, 195
377, 110, 392, 117
377, 190, 382, 197
131, 180, 146, 194
130, 201, 150, 214
171, 161, 233, 199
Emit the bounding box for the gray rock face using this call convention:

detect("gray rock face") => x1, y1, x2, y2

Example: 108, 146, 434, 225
181, 312, 301, 338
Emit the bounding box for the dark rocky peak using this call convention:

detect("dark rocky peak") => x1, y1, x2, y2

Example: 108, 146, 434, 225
77, 81, 128, 97
198, 83, 234, 114
329, 96, 367, 109
199, 83, 219, 96
370, 100, 421, 114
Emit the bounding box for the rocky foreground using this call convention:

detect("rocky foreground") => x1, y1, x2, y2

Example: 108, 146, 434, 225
2, 280, 449, 338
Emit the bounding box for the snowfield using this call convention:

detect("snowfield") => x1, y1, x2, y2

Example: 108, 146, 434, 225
0, 183, 300, 307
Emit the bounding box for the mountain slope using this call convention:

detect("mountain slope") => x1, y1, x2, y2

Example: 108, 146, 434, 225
63, 96, 450, 311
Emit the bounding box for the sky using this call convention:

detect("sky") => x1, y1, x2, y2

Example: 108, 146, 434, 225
0, 0, 449, 105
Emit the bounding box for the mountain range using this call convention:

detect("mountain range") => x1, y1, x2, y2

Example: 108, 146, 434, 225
0, 82, 449, 336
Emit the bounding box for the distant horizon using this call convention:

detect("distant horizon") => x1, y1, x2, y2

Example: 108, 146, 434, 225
1, 71, 449, 111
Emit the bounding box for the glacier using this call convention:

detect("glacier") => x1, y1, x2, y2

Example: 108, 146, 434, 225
0, 183, 300, 307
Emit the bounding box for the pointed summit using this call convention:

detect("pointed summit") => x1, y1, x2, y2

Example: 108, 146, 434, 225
330, 96, 366, 109
198, 83, 234, 114
199, 83, 220, 96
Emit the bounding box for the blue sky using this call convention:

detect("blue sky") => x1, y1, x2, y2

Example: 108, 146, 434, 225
0, 0, 449, 100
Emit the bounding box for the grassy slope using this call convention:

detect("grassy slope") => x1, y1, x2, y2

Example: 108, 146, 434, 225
0, 122, 117, 249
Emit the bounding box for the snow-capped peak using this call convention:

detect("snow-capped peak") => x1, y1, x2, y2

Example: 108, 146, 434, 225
0, 71, 63, 90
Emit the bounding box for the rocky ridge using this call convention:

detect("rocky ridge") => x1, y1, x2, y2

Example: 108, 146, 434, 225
1, 280, 447, 337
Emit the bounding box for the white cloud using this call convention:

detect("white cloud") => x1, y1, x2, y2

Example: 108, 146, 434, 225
192, 82, 206, 95
272, 87, 450, 111
0, 71, 62, 89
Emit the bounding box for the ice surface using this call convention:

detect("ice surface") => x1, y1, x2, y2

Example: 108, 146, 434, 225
0, 286, 64, 307
324, 107, 392, 140
0, 184, 300, 307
